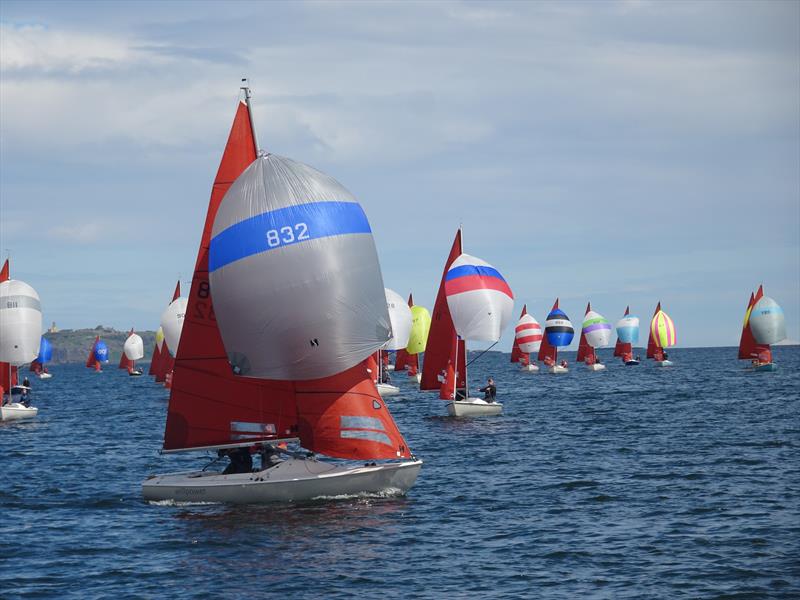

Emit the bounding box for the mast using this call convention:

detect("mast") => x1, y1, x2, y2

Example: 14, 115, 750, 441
241, 80, 260, 156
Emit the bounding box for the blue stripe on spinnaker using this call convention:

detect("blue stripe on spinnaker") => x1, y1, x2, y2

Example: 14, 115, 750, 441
445, 264, 506, 282
209, 201, 372, 271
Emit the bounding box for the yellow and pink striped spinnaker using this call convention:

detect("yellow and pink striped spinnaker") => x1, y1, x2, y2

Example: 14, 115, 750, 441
650, 310, 676, 348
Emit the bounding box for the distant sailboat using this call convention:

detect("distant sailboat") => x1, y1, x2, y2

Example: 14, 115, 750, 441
614, 306, 640, 365
646, 302, 676, 367
394, 294, 427, 382
142, 85, 421, 504
30, 336, 53, 379
577, 302, 611, 371
512, 305, 542, 372
373, 288, 412, 397
538, 299, 574, 373
739, 285, 786, 372
86, 336, 109, 372
431, 229, 513, 417
1, 259, 42, 421
119, 329, 145, 376
151, 281, 181, 383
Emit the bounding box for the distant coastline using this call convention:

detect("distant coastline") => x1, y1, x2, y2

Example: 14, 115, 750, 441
44, 326, 156, 364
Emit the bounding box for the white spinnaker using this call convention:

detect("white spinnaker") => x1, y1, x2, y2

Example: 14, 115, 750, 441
160, 297, 187, 358
124, 333, 145, 361
749, 296, 787, 345
583, 310, 612, 348
384, 288, 412, 351
445, 254, 514, 342
515, 313, 542, 353
0, 279, 43, 366
207, 154, 391, 380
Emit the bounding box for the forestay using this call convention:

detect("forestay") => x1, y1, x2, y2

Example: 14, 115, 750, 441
444, 254, 514, 342
208, 154, 391, 380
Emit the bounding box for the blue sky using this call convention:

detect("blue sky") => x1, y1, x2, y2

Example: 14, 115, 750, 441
1, 0, 798, 349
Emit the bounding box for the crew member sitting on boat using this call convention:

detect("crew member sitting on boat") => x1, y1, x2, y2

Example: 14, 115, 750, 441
259, 445, 282, 470
220, 447, 253, 474
560, 359, 568, 369
381, 369, 391, 384
478, 377, 497, 402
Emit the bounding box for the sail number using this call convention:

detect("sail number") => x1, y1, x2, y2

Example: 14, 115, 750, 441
266, 223, 310, 248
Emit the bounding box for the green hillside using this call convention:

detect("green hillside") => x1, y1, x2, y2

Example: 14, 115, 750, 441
44, 326, 157, 365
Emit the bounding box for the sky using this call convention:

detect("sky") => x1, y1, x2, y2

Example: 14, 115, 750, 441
1, 0, 798, 350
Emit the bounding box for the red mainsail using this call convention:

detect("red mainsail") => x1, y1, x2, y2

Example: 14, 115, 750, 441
119, 329, 134, 371
576, 302, 594, 363
86, 336, 100, 370
646, 302, 661, 359
737, 292, 757, 359
613, 306, 631, 358
510, 304, 527, 363
420, 229, 466, 391
537, 299, 559, 365
163, 97, 410, 459
0, 260, 16, 389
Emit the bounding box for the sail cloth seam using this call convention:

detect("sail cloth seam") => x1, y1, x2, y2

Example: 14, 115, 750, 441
209, 201, 371, 271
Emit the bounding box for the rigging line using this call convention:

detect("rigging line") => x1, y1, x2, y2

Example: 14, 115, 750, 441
465, 341, 499, 369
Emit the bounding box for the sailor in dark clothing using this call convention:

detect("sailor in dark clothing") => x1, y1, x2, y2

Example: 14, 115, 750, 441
478, 377, 497, 402
221, 447, 253, 474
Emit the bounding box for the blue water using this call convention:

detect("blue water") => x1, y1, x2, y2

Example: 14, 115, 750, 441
2, 347, 799, 599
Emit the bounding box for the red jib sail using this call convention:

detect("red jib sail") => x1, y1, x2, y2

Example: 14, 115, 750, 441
148, 344, 161, 376
155, 281, 181, 383
86, 336, 100, 370
738, 291, 757, 359
613, 305, 631, 357
394, 294, 415, 371
0, 260, 15, 389
646, 301, 661, 359
538, 299, 559, 365
510, 304, 527, 363
420, 229, 466, 391
746, 285, 771, 362
163, 97, 410, 460
576, 302, 594, 363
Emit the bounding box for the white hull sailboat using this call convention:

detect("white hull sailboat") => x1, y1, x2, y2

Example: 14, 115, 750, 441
587, 363, 606, 371
446, 398, 503, 417
377, 383, 400, 397
547, 364, 568, 374
37, 372, 52, 380
143, 86, 422, 505
521, 363, 539, 372
653, 360, 673, 367
144, 453, 422, 504
1, 387, 38, 421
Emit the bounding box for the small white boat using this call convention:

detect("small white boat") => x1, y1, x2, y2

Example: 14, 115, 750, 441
547, 365, 568, 374
385, 364, 395, 372
1, 386, 37, 421
520, 363, 539, 372
143, 453, 422, 504
129, 369, 143, 376
377, 383, 400, 397
37, 372, 53, 379
624, 359, 640, 366
653, 360, 673, 367
446, 398, 503, 417
587, 363, 606, 371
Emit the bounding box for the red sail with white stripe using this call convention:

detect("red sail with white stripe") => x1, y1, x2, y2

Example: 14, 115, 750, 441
162, 95, 409, 459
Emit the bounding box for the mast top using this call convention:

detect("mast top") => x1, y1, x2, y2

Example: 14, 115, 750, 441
240, 78, 262, 156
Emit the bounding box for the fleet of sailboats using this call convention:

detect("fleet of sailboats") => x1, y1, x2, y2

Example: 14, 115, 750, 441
3, 87, 795, 509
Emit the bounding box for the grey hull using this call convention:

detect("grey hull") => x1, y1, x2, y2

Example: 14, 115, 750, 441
142, 457, 422, 504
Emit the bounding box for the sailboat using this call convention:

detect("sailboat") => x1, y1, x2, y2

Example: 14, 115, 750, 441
85, 336, 109, 372
421, 228, 513, 417
142, 85, 421, 504
119, 329, 145, 376
512, 305, 542, 372
400, 301, 430, 384
538, 299, 574, 373
150, 281, 181, 382
577, 303, 612, 371
372, 288, 412, 397
30, 336, 53, 379
0, 260, 42, 421
646, 302, 676, 367
159, 283, 186, 388
614, 307, 640, 365
739, 285, 786, 371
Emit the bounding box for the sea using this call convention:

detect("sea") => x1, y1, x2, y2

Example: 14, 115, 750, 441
2, 346, 799, 599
